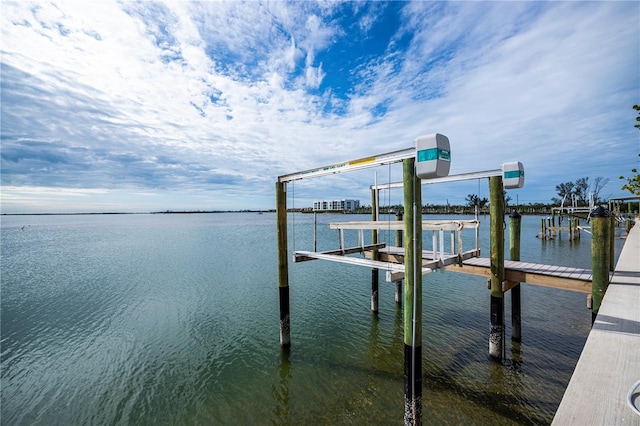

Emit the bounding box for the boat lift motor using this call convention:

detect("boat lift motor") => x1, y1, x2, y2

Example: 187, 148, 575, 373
502, 161, 525, 189
415, 133, 451, 179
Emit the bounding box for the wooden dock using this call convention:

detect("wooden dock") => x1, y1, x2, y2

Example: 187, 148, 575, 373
446, 257, 594, 293
371, 247, 596, 293
552, 221, 640, 425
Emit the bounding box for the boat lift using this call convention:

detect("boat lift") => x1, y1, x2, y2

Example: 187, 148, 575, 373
275, 133, 525, 423
282, 155, 524, 281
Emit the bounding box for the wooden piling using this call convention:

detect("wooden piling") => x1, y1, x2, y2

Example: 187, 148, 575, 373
590, 206, 611, 324
313, 212, 317, 252
403, 158, 422, 425
276, 181, 291, 347
609, 215, 615, 272
509, 210, 522, 342
567, 218, 572, 240
395, 211, 403, 306
371, 188, 379, 314
489, 176, 505, 360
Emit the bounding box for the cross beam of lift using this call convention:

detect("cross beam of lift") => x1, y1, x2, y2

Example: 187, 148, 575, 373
277, 135, 525, 190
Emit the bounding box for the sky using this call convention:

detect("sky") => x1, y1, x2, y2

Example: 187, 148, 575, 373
1, 1, 639, 214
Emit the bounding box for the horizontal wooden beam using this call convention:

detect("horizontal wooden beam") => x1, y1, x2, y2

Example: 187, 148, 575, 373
293, 243, 386, 262
329, 220, 479, 231
293, 250, 433, 277
366, 248, 480, 281
443, 259, 601, 293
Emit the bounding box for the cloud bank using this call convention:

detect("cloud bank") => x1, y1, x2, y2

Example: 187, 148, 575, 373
1, 1, 638, 212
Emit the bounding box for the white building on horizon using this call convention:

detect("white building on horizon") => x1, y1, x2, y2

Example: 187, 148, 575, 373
313, 199, 360, 211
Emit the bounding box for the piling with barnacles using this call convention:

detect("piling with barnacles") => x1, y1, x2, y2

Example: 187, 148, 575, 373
371, 188, 379, 314
276, 181, 290, 347
403, 157, 422, 425
509, 210, 522, 342
395, 211, 403, 305
489, 176, 505, 360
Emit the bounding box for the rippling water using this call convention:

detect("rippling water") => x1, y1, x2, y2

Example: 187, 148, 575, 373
1, 213, 626, 425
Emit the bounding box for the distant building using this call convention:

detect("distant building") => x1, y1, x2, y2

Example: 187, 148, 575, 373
313, 199, 360, 211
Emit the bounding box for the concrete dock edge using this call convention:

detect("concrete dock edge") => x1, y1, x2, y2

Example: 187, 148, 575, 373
552, 221, 640, 425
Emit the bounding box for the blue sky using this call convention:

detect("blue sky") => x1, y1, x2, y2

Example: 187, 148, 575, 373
1, 1, 638, 213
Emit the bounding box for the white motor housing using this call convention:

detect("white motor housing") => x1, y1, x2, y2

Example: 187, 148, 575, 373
502, 161, 525, 189
415, 134, 451, 179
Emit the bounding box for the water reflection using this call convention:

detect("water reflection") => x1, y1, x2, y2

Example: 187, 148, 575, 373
273, 347, 292, 423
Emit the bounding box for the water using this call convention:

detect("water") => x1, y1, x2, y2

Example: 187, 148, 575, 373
1, 213, 626, 425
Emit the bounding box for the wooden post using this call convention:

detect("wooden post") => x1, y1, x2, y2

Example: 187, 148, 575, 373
276, 181, 291, 347
403, 158, 422, 425
538, 218, 544, 239
371, 188, 379, 314
590, 206, 611, 324
609, 215, 615, 272
395, 211, 403, 305
509, 210, 522, 342
489, 176, 505, 360
313, 212, 317, 252
567, 217, 572, 240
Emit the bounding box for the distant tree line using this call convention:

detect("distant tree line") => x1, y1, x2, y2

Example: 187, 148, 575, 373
552, 176, 609, 206
345, 200, 553, 215
618, 105, 639, 196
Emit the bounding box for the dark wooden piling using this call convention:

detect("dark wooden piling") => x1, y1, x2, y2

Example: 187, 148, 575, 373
371, 188, 379, 314
489, 176, 505, 360
509, 210, 522, 342
395, 211, 403, 305
276, 181, 291, 347
590, 206, 611, 324
313, 212, 317, 252
403, 158, 422, 425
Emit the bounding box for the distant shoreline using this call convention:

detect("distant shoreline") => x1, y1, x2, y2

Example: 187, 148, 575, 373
3, 208, 637, 217
2, 210, 563, 217
1, 210, 277, 216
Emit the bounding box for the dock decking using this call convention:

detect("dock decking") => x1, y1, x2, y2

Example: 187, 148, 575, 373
372, 246, 595, 293
552, 222, 640, 425
447, 257, 594, 293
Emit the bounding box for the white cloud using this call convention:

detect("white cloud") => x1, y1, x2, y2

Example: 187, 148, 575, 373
1, 1, 638, 213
